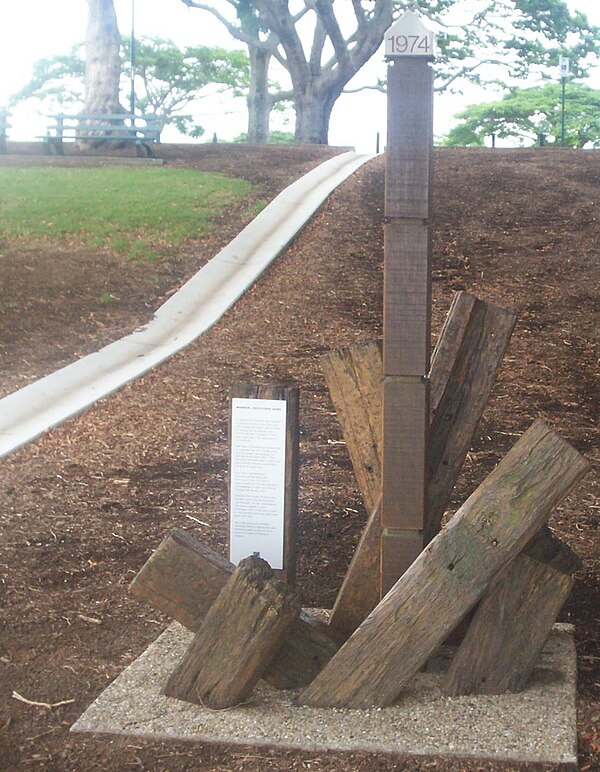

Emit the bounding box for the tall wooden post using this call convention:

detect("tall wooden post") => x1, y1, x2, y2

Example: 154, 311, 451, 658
381, 11, 435, 596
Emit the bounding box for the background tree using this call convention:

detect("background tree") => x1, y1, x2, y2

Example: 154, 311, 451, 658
181, 0, 394, 144
181, 0, 599, 145
443, 83, 600, 148
8, 50, 86, 110
123, 37, 249, 136
10, 39, 249, 139
84, 0, 122, 114
424, 0, 598, 91
235, 0, 281, 142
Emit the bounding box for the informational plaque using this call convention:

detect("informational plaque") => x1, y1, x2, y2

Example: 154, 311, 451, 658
229, 398, 287, 569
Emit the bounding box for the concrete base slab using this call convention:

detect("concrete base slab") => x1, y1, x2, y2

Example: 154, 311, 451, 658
71, 619, 577, 767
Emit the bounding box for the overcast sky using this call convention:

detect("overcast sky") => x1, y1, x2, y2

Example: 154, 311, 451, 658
1, 0, 599, 151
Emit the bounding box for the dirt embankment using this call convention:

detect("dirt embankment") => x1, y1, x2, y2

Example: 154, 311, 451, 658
0, 145, 598, 771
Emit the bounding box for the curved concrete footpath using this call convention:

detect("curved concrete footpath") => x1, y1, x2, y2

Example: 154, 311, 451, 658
0, 151, 372, 458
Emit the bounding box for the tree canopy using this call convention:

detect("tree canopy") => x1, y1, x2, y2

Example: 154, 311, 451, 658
180, 0, 599, 144
443, 83, 600, 148
123, 37, 248, 136
182, 0, 394, 143
10, 37, 249, 138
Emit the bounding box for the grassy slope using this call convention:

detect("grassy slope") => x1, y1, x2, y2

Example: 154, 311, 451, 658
0, 166, 252, 261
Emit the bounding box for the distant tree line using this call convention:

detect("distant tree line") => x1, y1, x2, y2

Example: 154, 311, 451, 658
12, 0, 600, 145
444, 83, 600, 148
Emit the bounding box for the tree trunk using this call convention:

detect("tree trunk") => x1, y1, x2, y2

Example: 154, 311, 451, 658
247, 47, 272, 144
294, 86, 339, 145
84, 0, 122, 115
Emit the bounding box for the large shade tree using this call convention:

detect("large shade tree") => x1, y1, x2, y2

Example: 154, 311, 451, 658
10, 39, 249, 139
182, 0, 394, 144
85, 0, 122, 115
181, 0, 599, 144
124, 37, 249, 135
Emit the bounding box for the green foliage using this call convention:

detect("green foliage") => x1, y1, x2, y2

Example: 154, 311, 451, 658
123, 37, 249, 135
0, 167, 252, 260
443, 83, 600, 147
8, 47, 85, 109
233, 130, 295, 144
9, 36, 249, 137
401, 0, 600, 91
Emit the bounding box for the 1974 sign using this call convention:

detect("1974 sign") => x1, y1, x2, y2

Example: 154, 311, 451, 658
384, 10, 435, 58
386, 33, 431, 55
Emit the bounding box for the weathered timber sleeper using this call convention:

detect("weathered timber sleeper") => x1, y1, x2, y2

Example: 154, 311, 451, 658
325, 291, 517, 635
444, 529, 581, 695
163, 556, 300, 708
299, 420, 589, 708
129, 529, 342, 689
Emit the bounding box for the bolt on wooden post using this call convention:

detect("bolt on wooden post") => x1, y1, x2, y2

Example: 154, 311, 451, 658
381, 11, 435, 596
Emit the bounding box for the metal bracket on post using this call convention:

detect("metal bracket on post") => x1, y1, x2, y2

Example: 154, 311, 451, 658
380, 10, 435, 597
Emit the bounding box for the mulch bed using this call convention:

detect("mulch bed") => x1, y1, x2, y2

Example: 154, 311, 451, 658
0, 145, 598, 771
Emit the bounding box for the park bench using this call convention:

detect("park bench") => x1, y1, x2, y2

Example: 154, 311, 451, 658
0, 108, 10, 154
41, 113, 162, 157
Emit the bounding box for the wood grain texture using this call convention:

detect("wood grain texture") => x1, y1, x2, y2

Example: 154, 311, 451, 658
320, 340, 383, 515
129, 528, 233, 631
229, 383, 299, 585
445, 553, 574, 695
383, 221, 431, 376
380, 528, 425, 597
444, 524, 581, 648
163, 556, 300, 708
385, 59, 433, 219
426, 294, 517, 541
300, 420, 589, 708
327, 292, 516, 635
381, 376, 429, 530
129, 529, 341, 688
428, 291, 477, 415
328, 496, 382, 638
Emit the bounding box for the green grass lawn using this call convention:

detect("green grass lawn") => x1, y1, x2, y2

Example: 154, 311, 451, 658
0, 166, 253, 261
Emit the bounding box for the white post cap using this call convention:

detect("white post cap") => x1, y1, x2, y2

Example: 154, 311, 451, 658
385, 10, 435, 59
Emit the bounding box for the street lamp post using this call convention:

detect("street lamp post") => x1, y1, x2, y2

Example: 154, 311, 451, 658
559, 55, 569, 147
130, 0, 136, 116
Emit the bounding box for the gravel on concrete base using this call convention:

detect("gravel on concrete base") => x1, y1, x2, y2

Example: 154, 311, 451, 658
71, 618, 577, 767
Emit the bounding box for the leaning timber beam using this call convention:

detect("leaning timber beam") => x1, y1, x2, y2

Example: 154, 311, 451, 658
163, 556, 300, 708
129, 528, 342, 690
320, 338, 383, 516
299, 420, 590, 708
444, 529, 581, 695
324, 291, 517, 635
